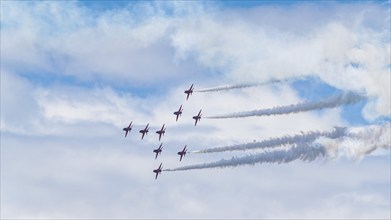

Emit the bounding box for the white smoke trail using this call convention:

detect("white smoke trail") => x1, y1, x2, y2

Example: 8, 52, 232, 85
195, 79, 282, 93
206, 92, 366, 119
192, 127, 347, 154
165, 123, 390, 172
319, 122, 391, 160
164, 143, 326, 171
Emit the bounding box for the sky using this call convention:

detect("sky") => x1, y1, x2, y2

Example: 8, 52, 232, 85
1, 0, 390, 219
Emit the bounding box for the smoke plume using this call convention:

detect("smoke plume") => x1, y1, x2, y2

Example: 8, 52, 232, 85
195, 80, 282, 93
165, 123, 390, 172
206, 92, 365, 119
164, 143, 326, 171
320, 123, 391, 159
192, 127, 347, 154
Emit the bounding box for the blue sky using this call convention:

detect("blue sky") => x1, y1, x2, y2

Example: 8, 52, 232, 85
1, 0, 390, 219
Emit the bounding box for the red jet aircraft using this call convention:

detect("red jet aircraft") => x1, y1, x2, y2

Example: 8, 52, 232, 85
173, 105, 183, 122
153, 143, 163, 159
156, 124, 166, 141
184, 84, 194, 100
177, 145, 187, 162
123, 121, 133, 137
139, 123, 149, 140
153, 163, 163, 180
192, 110, 202, 126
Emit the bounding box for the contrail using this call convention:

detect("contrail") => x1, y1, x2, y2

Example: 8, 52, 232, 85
164, 143, 326, 171
206, 92, 366, 119
191, 127, 347, 154
195, 80, 282, 93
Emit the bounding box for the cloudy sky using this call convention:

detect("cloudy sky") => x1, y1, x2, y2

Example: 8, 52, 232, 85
1, 1, 390, 219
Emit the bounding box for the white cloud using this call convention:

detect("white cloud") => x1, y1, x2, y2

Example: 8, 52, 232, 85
170, 3, 390, 120
0, 71, 41, 134
1, 1, 205, 85
1, 1, 390, 219
2, 1, 389, 120
3, 134, 389, 219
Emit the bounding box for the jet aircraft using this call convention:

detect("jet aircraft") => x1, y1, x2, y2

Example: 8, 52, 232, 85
139, 123, 149, 140
153, 143, 163, 159
153, 163, 163, 180
123, 121, 133, 137
177, 145, 187, 162
173, 105, 183, 122
156, 124, 166, 141
184, 84, 194, 100
192, 110, 202, 126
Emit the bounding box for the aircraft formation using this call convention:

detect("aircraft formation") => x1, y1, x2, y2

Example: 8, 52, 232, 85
122, 84, 198, 179
121, 81, 386, 177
